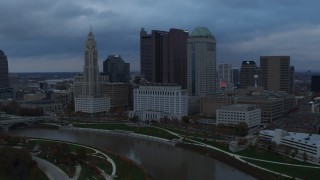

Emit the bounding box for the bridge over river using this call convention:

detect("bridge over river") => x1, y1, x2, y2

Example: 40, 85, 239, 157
0, 116, 56, 130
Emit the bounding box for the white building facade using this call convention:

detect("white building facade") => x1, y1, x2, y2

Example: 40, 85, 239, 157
129, 85, 188, 121
187, 27, 216, 96
260, 129, 320, 159
74, 31, 110, 113
216, 104, 261, 128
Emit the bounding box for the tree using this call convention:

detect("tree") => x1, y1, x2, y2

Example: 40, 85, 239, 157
160, 116, 170, 124
268, 141, 277, 152
217, 123, 227, 134
0, 147, 33, 178
181, 116, 190, 124
60, 143, 71, 156
302, 152, 308, 162
76, 147, 87, 160
238, 138, 248, 145
235, 122, 249, 136
190, 114, 201, 123
129, 115, 139, 123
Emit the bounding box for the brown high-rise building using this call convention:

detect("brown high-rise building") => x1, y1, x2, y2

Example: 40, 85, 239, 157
260, 56, 294, 94
0, 50, 9, 88
140, 28, 188, 89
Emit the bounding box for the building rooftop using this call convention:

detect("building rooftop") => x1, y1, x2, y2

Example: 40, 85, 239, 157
190, 27, 213, 37
219, 104, 257, 111
260, 129, 320, 146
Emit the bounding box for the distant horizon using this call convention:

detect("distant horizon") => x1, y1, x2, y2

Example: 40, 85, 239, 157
8, 70, 320, 73
1, 1, 320, 72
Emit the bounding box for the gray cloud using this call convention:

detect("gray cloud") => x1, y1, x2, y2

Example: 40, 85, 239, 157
1, 0, 320, 72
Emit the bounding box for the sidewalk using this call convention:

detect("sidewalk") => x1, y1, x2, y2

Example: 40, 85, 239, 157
33, 156, 70, 180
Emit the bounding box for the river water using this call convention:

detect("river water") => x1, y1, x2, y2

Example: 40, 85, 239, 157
5, 128, 255, 180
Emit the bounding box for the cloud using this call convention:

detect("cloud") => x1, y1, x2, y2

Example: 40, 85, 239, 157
1, 0, 320, 72
218, 24, 320, 69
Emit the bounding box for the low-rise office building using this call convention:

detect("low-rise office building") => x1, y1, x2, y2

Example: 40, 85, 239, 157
236, 89, 294, 123
75, 95, 110, 114
259, 129, 320, 159
102, 83, 129, 108
129, 84, 188, 121
217, 104, 261, 128
200, 96, 236, 117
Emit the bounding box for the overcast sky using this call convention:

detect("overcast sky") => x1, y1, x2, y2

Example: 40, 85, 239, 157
1, 0, 319, 72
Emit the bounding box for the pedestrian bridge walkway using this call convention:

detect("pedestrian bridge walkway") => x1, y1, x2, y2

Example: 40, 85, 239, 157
0, 117, 47, 130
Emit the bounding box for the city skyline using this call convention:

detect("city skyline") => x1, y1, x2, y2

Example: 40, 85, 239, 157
0, 0, 320, 72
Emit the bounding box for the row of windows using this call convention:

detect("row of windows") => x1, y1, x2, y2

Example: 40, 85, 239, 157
135, 91, 180, 96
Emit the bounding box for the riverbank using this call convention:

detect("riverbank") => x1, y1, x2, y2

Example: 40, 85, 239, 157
69, 123, 320, 179
4, 127, 257, 180
177, 143, 278, 180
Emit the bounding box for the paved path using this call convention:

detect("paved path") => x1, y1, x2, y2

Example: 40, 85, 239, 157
71, 164, 81, 180
33, 156, 70, 180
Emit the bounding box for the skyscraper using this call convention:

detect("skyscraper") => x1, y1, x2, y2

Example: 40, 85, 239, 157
232, 68, 240, 88
260, 56, 294, 94
140, 28, 188, 88
311, 75, 320, 92
74, 31, 110, 113
218, 63, 232, 88
0, 50, 9, 88
239, 61, 258, 88
103, 55, 130, 83
187, 27, 216, 96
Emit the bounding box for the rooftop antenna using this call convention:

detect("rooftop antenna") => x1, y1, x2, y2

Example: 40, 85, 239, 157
254, 74, 259, 88
90, 25, 93, 32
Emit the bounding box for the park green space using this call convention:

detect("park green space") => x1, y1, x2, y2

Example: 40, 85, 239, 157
74, 123, 179, 140
235, 148, 320, 167
244, 158, 320, 180
29, 139, 148, 180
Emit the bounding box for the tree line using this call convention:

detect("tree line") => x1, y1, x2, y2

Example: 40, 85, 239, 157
1, 101, 44, 116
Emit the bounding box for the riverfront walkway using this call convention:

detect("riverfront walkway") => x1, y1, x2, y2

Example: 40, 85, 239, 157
149, 125, 320, 179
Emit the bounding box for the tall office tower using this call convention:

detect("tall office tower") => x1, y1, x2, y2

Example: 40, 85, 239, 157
311, 76, 320, 92
140, 28, 152, 81
239, 61, 258, 88
260, 56, 294, 94
218, 63, 232, 88
187, 27, 216, 96
140, 28, 188, 88
0, 50, 9, 88
103, 55, 130, 83
232, 68, 240, 88
74, 31, 110, 113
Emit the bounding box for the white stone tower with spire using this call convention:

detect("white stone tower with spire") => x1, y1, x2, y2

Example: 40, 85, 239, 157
74, 31, 110, 113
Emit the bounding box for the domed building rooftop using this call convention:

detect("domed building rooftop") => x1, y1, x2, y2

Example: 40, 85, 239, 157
190, 27, 213, 37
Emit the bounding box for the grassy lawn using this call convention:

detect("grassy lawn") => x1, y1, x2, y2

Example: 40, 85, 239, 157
92, 155, 113, 175
244, 158, 320, 180
75, 123, 179, 140
78, 163, 104, 180
107, 153, 146, 180
236, 148, 320, 167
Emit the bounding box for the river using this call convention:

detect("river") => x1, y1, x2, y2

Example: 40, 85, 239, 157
5, 128, 255, 180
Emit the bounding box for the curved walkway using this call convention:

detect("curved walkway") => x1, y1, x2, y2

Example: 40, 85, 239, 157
30, 138, 117, 180
33, 156, 71, 180
149, 125, 320, 179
